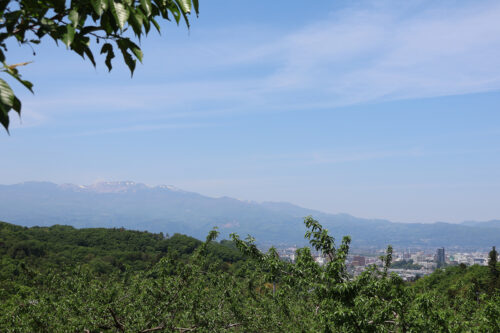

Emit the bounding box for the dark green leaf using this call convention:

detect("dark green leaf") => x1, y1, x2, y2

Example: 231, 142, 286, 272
91, 0, 103, 16
100, 12, 114, 34
128, 41, 143, 62
117, 40, 136, 76
100, 43, 115, 71
18, 79, 33, 93
0, 103, 9, 132
168, 4, 181, 24
84, 46, 96, 67
12, 96, 21, 114
151, 17, 161, 33
179, 8, 190, 28
142, 11, 151, 34
128, 9, 144, 37
80, 26, 101, 35
140, 0, 152, 17
192, 0, 199, 15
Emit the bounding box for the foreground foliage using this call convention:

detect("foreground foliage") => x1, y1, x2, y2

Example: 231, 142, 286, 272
0, 218, 499, 332
0, 0, 198, 132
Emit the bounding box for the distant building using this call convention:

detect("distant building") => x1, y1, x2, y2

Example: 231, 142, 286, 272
352, 256, 366, 267
436, 248, 445, 267
473, 258, 486, 265
314, 255, 326, 266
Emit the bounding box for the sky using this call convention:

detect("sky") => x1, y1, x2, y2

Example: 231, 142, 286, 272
1, 0, 500, 223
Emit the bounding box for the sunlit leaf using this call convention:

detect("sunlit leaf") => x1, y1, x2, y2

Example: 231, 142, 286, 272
62, 25, 75, 47
0, 78, 15, 108
111, 1, 130, 30
175, 0, 191, 13
68, 8, 79, 28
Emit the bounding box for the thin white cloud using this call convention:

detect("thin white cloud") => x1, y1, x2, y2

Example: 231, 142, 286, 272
13, 0, 500, 130
308, 148, 424, 165
69, 122, 216, 136
244, 147, 424, 166
265, 0, 500, 105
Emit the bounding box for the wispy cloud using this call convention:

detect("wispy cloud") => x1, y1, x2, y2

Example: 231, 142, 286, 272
264, 0, 500, 106
121, 1, 500, 109
14, 0, 500, 130
245, 147, 424, 166
69, 122, 216, 136
308, 148, 424, 165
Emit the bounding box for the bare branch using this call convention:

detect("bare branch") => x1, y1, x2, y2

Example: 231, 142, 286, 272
175, 326, 197, 332
109, 308, 125, 332
173, 323, 240, 332
140, 324, 165, 333
6, 61, 33, 70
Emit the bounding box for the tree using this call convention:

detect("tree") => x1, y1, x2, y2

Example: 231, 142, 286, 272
488, 246, 498, 290
2, 217, 499, 331
0, 0, 198, 133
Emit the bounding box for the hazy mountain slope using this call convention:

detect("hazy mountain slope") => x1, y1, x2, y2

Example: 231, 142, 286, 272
461, 220, 500, 229
0, 181, 498, 249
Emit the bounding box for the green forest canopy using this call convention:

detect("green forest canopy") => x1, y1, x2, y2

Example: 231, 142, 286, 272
1, 217, 499, 332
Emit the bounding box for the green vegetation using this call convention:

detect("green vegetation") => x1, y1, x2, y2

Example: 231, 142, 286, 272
0, 221, 244, 275
391, 259, 423, 270
0, 0, 198, 132
1, 217, 499, 332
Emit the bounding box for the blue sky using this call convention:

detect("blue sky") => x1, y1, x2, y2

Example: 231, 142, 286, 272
1, 0, 500, 223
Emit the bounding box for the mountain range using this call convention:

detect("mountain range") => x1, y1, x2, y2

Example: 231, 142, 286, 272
0, 181, 498, 249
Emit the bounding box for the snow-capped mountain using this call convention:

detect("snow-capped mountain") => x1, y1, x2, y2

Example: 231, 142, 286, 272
0, 181, 498, 249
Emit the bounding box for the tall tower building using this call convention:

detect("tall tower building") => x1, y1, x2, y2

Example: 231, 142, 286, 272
436, 247, 445, 267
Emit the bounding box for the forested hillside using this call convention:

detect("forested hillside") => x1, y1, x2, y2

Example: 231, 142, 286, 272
0, 221, 244, 276
1, 219, 499, 332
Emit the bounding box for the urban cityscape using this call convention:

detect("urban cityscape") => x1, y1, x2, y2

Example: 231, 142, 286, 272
277, 246, 492, 281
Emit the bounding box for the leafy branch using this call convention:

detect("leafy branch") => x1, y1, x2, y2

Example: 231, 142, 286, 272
0, 0, 199, 132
